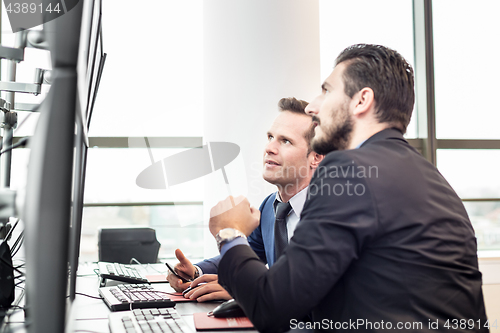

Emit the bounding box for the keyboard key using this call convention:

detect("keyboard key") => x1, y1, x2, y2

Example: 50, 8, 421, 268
99, 284, 175, 312
110, 308, 192, 333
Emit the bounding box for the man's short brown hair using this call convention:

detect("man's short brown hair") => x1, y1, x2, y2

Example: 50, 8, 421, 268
277, 97, 314, 155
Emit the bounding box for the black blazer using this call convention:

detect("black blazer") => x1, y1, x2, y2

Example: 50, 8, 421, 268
219, 128, 488, 332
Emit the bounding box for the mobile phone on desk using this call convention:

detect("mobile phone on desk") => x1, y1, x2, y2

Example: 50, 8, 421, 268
165, 262, 192, 283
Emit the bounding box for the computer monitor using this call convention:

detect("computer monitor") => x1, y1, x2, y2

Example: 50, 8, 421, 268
21, 0, 104, 331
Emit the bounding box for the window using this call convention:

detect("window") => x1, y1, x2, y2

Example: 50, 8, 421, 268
432, 0, 500, 253
318, 0, 500, 254
1, 0, 205, 262
319, 0, 417, 138
433, 0, 500, 140
4, 0, 500, 259
88, 0, 203, 137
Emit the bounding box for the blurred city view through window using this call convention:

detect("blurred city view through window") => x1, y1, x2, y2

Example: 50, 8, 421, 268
2, 0, 499, 260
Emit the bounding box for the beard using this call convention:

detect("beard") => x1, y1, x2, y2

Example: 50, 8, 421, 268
311, 103, 353, 155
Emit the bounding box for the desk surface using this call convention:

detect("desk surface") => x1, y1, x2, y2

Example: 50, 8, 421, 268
67, 262, 259, 333
2, 262, 310, 333
0, 262, 258, 333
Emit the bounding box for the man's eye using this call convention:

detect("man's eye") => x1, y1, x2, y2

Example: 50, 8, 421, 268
283, 140, 291, 144
268, 135, 273, 141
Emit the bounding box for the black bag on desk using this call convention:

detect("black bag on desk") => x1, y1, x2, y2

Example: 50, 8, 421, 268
98, 227, 160, 264
0, 241, 14, 308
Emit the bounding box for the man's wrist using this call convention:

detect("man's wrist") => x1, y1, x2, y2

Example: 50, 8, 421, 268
193, 265, 202, 278
220, 237, 250, 257
215, 228, 247, 252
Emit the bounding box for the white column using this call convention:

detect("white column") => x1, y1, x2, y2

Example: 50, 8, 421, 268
203, 0, 321, 257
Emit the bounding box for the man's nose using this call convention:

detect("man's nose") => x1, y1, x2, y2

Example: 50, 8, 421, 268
305, 95, 320, 115
265, 139, 279, 155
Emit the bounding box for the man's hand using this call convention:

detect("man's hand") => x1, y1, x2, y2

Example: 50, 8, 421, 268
184, 274, 233, 302
166, 249, 196, 292
209, 195, 260, 237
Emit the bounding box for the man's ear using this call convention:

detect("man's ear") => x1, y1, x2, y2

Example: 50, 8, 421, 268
309, 152, 324, 170
352, 87, 375, 117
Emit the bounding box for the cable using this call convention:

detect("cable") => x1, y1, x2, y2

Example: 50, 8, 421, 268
0, 111, 33, 154
1, 305, 25, 312
14, 280, 25, 287
9, 229, 23, 254
14, 283, 25, 291
0, 306, 29, 332
14, 263, 25, 269
0, 257, 24, 276
9, 231, 24, 258
129, 258, 166, 275
129, 258, 141, 265
147, 263, 167, 274
10, 241, 24, 258
1, 322, 30, 333
3, 218, 19, 241
72, 292, 103, 300
0, 137, 29, 155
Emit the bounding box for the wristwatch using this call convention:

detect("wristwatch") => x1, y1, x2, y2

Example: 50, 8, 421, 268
215, 228, 247, 252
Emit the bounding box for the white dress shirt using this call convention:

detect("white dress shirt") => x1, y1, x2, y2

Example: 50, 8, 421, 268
274, 186, 308, 242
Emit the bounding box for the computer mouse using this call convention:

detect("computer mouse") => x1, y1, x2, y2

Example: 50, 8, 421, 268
211, 299, 246, 318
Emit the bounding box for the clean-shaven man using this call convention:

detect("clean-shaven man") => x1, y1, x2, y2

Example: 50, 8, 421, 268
167, 97, 323, 302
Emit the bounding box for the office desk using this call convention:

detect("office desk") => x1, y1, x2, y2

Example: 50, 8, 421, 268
68, 262, 259, 333
2, 262, 311, 332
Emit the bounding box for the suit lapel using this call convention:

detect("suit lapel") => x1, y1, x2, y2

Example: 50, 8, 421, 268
261, 192, 276, 266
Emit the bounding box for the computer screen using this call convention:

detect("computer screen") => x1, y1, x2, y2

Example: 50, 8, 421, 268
69, 0, 104, 302
77, 0, 105, 132
68, 116, 88, 302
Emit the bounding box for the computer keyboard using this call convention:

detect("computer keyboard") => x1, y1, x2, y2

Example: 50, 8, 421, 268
99, 284, 175, 311
99, 261, 149, 284
109, 308, 193, 333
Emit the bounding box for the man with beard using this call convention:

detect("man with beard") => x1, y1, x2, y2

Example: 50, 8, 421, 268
208, 44, 488, 332
167, 97, 323, 302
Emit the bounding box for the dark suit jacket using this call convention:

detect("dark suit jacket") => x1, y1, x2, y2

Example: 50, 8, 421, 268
195, 192, 277, 273
218, 128, 488, 333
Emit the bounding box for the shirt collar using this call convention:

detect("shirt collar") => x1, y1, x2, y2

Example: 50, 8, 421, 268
355, 139, 366, 149
274, 186, 308, 218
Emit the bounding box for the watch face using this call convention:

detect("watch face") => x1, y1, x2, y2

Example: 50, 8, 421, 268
216, 228, 246, 252
219, 228, 236, 239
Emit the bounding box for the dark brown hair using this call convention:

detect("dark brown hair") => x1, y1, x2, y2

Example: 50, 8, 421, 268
277, 97, 314, 154
335, 44, 415, 133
